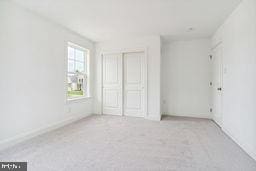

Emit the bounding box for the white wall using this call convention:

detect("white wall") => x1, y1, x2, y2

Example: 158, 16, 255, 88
94, 36, 161, 121
0, 0, 94, 149
212, 0, 256, 160
161, 39, 211, 118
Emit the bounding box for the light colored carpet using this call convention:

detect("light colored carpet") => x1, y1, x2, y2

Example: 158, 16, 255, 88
0, 115, 255, 171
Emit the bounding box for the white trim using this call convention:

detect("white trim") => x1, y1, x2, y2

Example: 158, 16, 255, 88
145, 114, 161, 121
67, 96, 92, 104
121, 53, 124, 116
164, 113, 212, 119
222, 127, 256, 161
100, 47, 148, 118
143, 48, 148, 117
100, 53, 104, 115
101, 47, 147, 55
212, 115, 223, 127
0, 114, 92, 151
211, 43, 224, 127
68, 42, 89, 51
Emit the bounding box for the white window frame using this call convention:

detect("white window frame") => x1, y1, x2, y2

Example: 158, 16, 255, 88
67, 42, 90, 101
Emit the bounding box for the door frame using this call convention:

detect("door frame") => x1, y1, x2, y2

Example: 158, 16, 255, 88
211, 43, 223, 127
100, 47, 148, 118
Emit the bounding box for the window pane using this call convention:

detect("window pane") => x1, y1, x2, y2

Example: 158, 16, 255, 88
68, 60, 75, 72
75, 61, 85, 72
75, 49, 84, 62
67, 44, 89, 99
67, 74, 84, 98
68, 47, 75, 59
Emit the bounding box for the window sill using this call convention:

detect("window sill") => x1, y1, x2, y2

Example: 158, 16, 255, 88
66, 96, 92, 103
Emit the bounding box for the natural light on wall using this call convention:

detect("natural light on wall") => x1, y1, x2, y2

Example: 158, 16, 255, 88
67, 42, 90, 99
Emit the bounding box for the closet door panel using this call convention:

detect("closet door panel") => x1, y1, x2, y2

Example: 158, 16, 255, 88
123, 52, 145, 117
102, 53, 122, 115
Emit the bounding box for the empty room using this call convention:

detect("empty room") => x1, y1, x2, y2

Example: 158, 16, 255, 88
0, 0, 256, 170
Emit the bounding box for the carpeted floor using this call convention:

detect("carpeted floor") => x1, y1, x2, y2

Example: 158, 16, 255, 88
0, 115, 255, 171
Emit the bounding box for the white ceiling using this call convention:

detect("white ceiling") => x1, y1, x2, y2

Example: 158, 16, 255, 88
12, 0, 241, 42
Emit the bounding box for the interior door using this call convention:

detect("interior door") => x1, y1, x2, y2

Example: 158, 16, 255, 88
123, 52, 145, 117
212, 45, 223, 126
102, 53, 122, 115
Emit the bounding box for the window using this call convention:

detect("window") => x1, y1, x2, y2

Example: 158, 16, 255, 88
67, 42, 89, 99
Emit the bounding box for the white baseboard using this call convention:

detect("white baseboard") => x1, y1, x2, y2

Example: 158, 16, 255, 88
95, 113, 162, 121
93, 113, 102, 115
222, 127, 256, 161
0, 113, 92, 151
164, 113, 212, 119
145, 114, 161, 121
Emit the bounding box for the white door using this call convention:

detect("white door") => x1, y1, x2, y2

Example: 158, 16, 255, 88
102, 53, 122, 115
212, 45, 223, 126
123, 52, 146, 117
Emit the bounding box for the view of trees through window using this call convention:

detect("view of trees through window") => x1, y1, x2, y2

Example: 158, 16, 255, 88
67, 44, 88, 99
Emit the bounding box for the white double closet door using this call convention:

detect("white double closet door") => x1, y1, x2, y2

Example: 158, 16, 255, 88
102, 51, 146, 118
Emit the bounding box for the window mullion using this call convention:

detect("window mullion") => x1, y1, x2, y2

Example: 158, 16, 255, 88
74, 49, 76, 72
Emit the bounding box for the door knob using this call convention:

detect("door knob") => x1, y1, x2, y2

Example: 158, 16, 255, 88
217, 87, 222, 91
